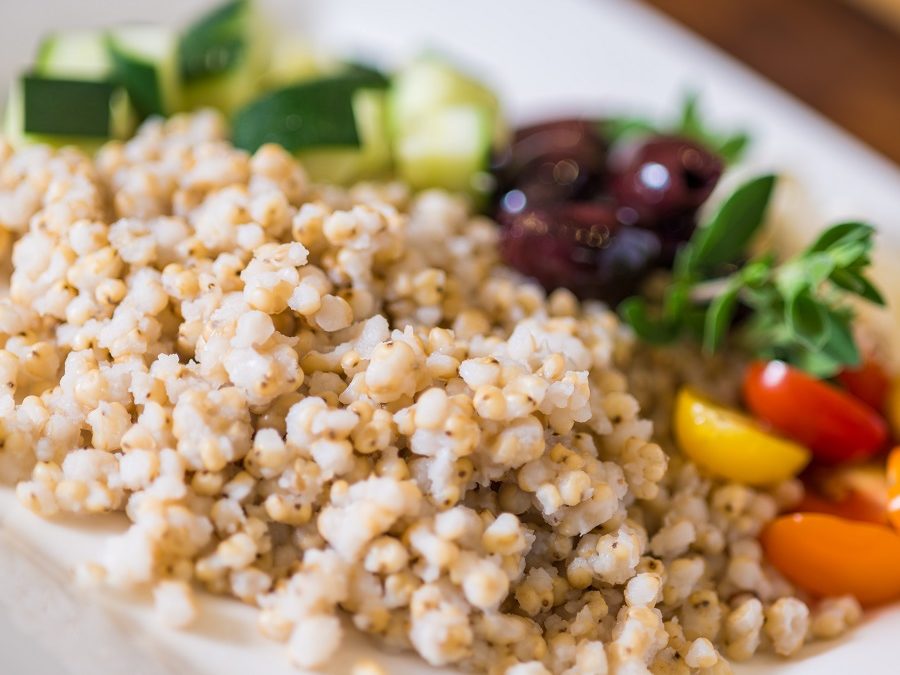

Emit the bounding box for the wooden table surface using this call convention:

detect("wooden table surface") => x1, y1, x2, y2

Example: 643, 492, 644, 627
646, 0, 900, 166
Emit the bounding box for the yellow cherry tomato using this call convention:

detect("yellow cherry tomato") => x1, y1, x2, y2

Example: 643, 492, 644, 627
674, 387, 811, 485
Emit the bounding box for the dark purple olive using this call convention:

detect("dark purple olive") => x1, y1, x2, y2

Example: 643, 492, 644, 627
611, 135, 723, 227
499, 202, 662, 303
493, 119, 607, 210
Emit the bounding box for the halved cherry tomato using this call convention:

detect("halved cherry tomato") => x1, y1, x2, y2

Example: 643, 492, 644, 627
885, 447, 900, 531
797, 463, 889, 525
761, 512, 900, 606
795, 491, 887, 525
838, 358, 890, 411
886, 378, 900, 441
674, 387, 810, 485
743, 360, 888, 463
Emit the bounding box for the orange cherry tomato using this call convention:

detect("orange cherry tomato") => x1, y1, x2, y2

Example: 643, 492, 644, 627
743, 360, 888, 463
838, 358, 890, 411
761, 512, 900, 606
797, 463, 889, 525
886, 447, 900, 531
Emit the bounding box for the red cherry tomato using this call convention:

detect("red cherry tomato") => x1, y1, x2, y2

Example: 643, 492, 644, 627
797, 463, 889, 525
795, 489, 888, 525
838, 358, 890, 411
743, 361, 888, 463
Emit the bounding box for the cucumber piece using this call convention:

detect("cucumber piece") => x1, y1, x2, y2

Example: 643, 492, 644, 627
3, 75, 134, 149
36, 29, 113, 80
341, 62, 390, 89
298, 89, 392, 184
261, 49, 388, 92
108, 25, 180, 118
180, 58, 259, 114
179, 0, 266, 114
180, 0, 252, 81
232, 72, 387, 154
261, 37, 329, 89
390, 57, 501, 142
394, 104, 492, 194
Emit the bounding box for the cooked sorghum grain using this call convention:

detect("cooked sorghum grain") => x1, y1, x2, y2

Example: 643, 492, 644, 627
0, 111, 861, 674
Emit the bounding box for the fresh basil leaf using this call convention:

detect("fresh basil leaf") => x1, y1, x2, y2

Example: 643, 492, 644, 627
739, 256, 775, 287
831, 269, 886, 306
682, 305, 710, 339
806, 221, 874, 254
854, 275, 885, 306
619, 297, 680, 344
774, 262, 810, 301
677, 91, 702, 138
703, 280, 741, 353
785, 292, 829, 349
672, 244, 696, 284
689, 174, 777, 273
801, 255, 837, 287
663, 280, 692, 318
825, 241, 872, 270
790, 348, 844, 379
818, 309, 861, 369
674, 92, 749, 164
602, 117, 658, 144
716, 132, 750, 164
775, 255, 833, 300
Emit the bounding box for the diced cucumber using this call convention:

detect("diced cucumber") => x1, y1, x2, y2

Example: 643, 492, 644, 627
341, 62, 390, 89
108, 25, 180, 118
390, 57, 502, 143
35, 29, 113, 80
180, 59, 259, 114
179, 0, 266, 114
261, 37, 330, 89
179, 0, 252, 80
3, 75, 134, 149
232, 71, 388, 154
298, 89, 392, 184
394, 104, 492, 195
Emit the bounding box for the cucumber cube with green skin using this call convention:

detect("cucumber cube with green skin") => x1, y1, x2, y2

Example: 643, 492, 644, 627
180, 60, 260, 114
389, 57, 503, 196
4, 75, 134, 149
23, 76, 114, 137
108, 25, 180, 118
35, 29, 114, 81
180, 0, 252, 81
261, 37, 329, 89
232, 71, 388, 154
179, 0, 267, 114
389, 57, 502, 143
395, 104, 493, 195
299, 89, 393, 184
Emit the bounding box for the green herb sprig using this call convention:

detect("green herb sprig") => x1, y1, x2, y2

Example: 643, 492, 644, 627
605, 92, 750, 164
620, 175, 885, 378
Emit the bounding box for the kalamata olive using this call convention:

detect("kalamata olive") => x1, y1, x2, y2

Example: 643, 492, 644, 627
493, 118, 606, 209
499, 202, 662, 303
611, 135, 723, 227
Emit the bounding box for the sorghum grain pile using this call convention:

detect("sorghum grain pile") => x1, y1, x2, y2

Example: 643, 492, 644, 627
0, 111, 861, 674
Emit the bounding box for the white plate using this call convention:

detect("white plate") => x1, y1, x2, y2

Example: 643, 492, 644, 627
1, 1, 900, 673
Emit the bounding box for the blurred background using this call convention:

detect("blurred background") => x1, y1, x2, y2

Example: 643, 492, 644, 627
1, 0, 899, 164
646, 0, 900, 164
